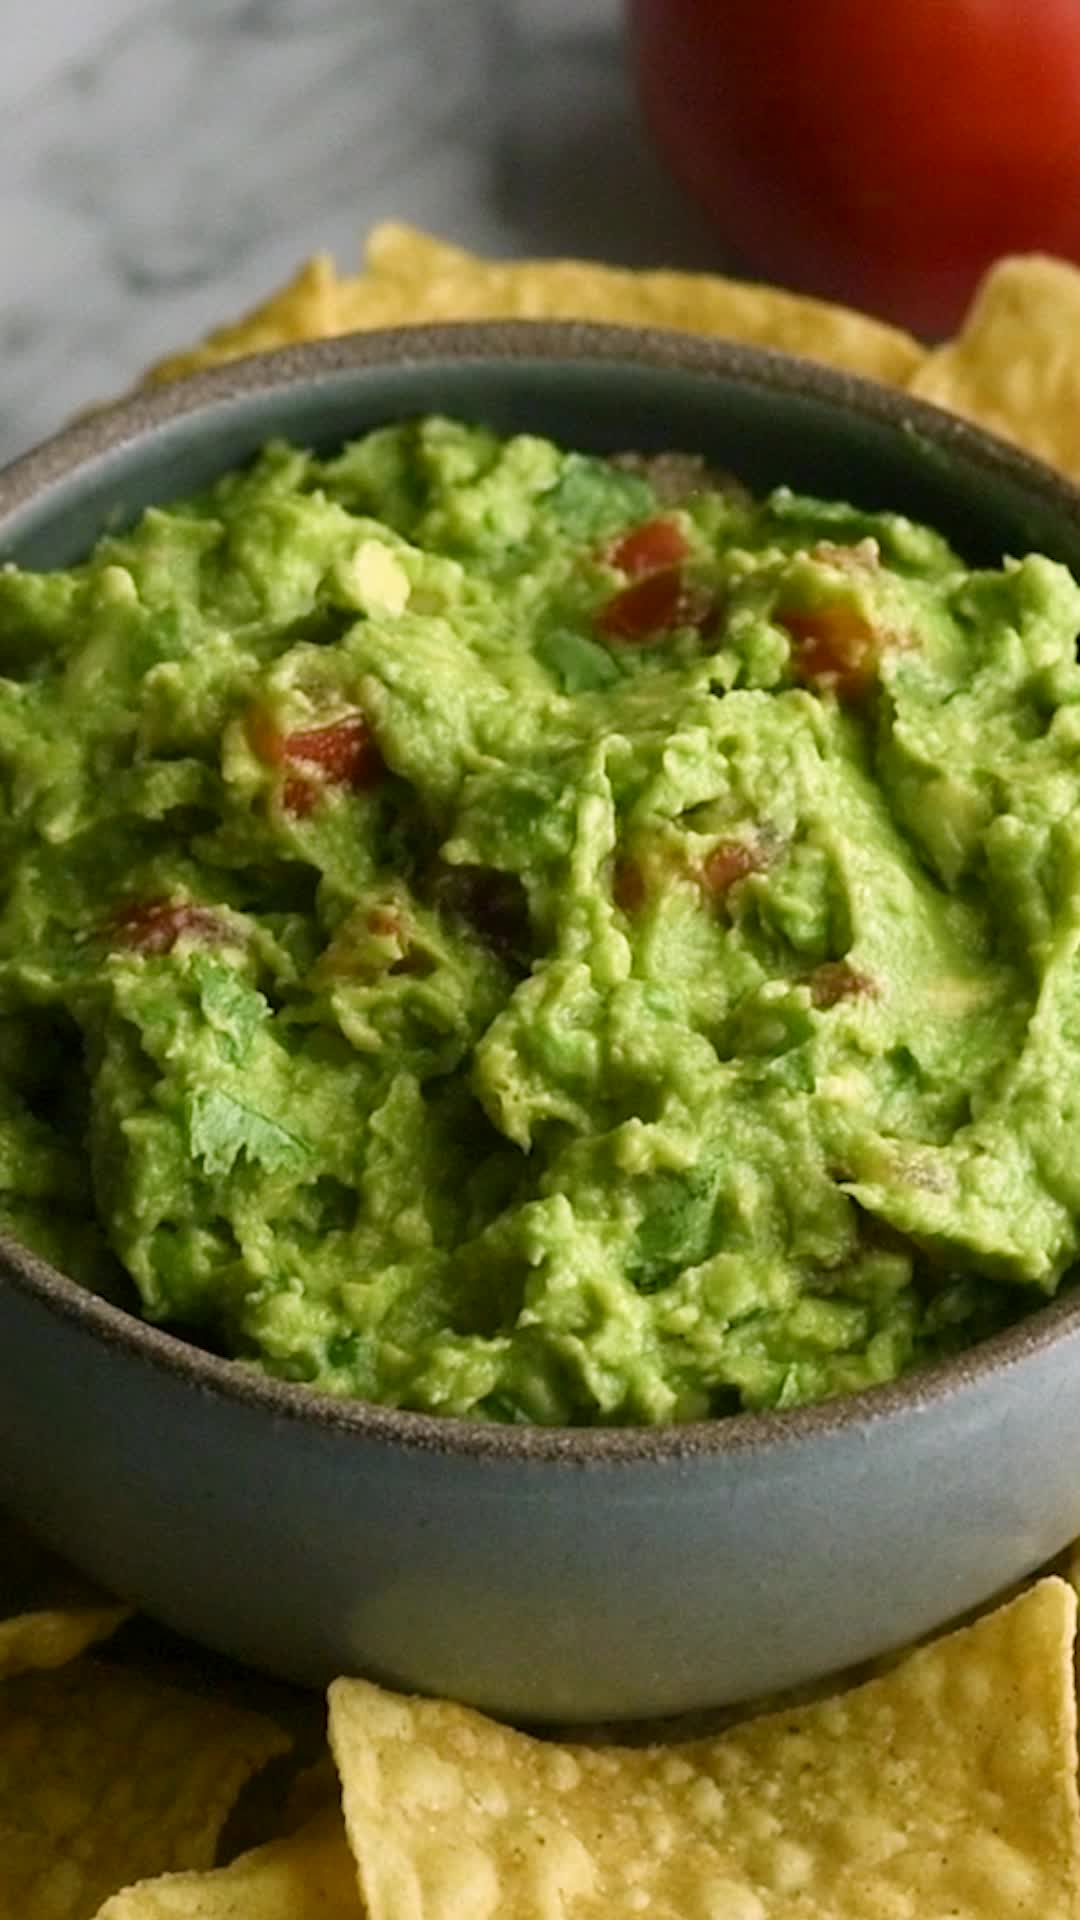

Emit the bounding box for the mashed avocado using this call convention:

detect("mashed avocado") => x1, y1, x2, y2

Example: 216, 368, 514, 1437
2, 417, 1080, 1423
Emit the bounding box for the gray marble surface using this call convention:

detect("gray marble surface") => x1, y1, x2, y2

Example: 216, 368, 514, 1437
1, 0, 723, 463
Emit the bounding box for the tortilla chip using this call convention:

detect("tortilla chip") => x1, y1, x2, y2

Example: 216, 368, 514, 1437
0, 1602, 131, 1679
0, 1511, 132, 1677
91, 1807, 359, 1919
145, 256, 347, 386
0, 1658, 289, 1920
144, 223, 923, 389
329, 1577, 1080, 1920
360, 224, 924, 381
910, 254, 1080, 478
279, 1754, 346, 1837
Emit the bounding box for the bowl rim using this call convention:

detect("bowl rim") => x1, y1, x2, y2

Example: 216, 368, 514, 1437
6, 314, 1080, 537
4, 314, 1080, 1467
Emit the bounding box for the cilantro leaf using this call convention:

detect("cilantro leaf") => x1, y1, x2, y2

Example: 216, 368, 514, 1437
534, 625, 622, 693
191, 956, 266, 1066
186, 1088, 310, 1178
544, 456, 653, 540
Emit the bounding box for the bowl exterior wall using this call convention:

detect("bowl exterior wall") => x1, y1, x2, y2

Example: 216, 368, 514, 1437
3, 1267, 1080, 1719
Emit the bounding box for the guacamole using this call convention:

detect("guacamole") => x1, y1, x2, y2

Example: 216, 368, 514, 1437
2, 418, 1080, 1424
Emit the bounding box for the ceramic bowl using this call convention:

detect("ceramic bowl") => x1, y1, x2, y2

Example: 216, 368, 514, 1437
3, 322, 1080, 1723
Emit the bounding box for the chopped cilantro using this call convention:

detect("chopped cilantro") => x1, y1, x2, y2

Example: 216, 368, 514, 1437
187, 1088, 310, 1177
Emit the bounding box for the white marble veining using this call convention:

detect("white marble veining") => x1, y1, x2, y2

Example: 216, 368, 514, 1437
0, 0, 721, 462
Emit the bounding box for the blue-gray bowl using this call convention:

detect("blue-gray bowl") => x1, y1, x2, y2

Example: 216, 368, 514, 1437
3, 321, 1080, 1723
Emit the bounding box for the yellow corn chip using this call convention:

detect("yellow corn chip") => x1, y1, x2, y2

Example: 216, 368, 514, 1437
358, 223, 925, 381
910, 255, 1080, 478
0, 1512, 132, 1677
146, 257, 346, 386
90, 1807, 359, 1920
279, 1754, 346, 1837
360, 225, 476, 282
0, 1658, 289, 1920
0, 1603, 131, 1679
144, 223, 923, 390
329, 1578, 1080, 1920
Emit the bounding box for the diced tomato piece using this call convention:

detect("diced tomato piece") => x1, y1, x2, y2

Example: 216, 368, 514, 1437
606, 516, 691, 577
248, 706, 384, 817
368, 905, 422, 977
282, 772, 317, 818
110, 899, 227, 955
596, 567, 713, 645
373, 906, 425, 976
367, 906, 404, 940
613, 856, 647, 914
700, 839, 764, 897
807, 961, 877, 1009
283, 713, 383, 789
777, 605, 880, 703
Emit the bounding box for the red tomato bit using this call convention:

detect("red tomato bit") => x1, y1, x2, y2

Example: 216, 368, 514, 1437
363, 905, 421, 975
367, 906, 405, 940
281, 772, 318, 818
807, 961, 877, 1009
606, 517, 691, 578
283, 713, 384, 789
110, 899, 227, 955
613, 856, 647, 914
700, 839, 765, 898
246, 707, 385, 818
596, 567, 713, 646
777, 605, 880, 703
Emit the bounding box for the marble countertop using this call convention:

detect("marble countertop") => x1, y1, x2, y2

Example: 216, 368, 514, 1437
1, 0, 723, 463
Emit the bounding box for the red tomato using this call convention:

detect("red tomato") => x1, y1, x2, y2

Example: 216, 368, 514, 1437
807, 961, 877, 1009
247, 707, 384, 817
597, 567, 713, 643
110, 899, 227, 955
281, 772, 318, 818
777, 605, 880, 704
606, 517, 690, 577
628, 0, 1080, 336
282, 714, 382, 790
700, 838, 763, 898
612, 855, 647, 914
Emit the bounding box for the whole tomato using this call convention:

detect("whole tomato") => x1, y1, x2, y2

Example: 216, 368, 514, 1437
629, 0, 1080, 337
